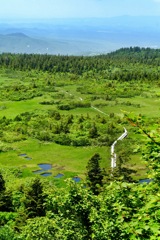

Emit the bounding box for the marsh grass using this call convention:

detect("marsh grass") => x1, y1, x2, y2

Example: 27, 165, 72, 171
0, 69, 159, 182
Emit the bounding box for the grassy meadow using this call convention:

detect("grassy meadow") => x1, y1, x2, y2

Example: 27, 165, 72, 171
0, 65, 159, 184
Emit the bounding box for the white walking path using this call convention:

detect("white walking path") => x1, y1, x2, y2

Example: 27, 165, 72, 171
91, 106, 109, 116
62, 89, 127, 170
111, 128, 128, 169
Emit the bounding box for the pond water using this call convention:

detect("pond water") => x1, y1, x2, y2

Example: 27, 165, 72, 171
32, 164, 80, 182
33, 163, 52, 176
25, 157, 32, 160
41, 172, 52, 177
139, 178, 153, 184
38, 163, 52, 171
19, 153, 27, 157
55, 173, 64, 178
72, 177, 81, 182
33, 170, 44, 174
19, 153, 32, 160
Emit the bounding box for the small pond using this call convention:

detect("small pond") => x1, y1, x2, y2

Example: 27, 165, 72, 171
72, 177, 81, 182
38, 163, 52, 171
41, 172, 52, 177
33, 163, 52, 176
19, 153, 32, 160
139, 178, 153, 184
32, 164, 81, 182
55, 173, 64, 178
19, 153, 27, 157
25, 157, 32, 160
33, 170, 44, 174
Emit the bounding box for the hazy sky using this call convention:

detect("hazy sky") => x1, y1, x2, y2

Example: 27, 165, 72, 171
1, 0, 160, 19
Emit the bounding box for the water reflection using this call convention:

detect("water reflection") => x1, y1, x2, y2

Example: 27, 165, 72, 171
19, 153, 27, 157
55, 173, 64, 178
38, 163, 52, 171
33, 170, 44, 174
33, 163, 52, 176
41, 172, 52, 177
139, 178, 153, 184
72, 177, 81, 182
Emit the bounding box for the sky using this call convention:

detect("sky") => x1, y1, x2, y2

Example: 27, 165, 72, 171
0, 0, 160, 19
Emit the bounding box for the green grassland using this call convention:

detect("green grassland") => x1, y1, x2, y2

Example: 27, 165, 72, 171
0, 49, 160, 240
0, 52, 160, 183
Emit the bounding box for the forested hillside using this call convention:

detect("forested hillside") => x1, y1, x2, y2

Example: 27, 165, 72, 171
0, 47, 159, 239
1, 47, 160, 79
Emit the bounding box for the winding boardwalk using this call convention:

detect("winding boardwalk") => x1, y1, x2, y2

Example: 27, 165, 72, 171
111, 128, 128, 169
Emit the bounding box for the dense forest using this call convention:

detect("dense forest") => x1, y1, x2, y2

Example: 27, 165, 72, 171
1, 47, 160, 78
0, 47, 160, 239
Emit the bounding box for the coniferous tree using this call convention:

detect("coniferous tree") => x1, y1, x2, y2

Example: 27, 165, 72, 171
89, 123, 99, 138
86, 153, 104, 194
0, 172, 5, 192
0, 172, 12, 212
23, 177, 46, 218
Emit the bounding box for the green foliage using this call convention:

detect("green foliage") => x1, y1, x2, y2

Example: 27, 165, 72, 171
0, 191, 13, 212
0, 142, 12, 152
0, 225, 16, 240
0, 172, 5, 192
0, 172, 12, 212
1, 48, 160, 79
0, 110, 122, 147
89, 181, 160, 240
22, 178, 46, 218
86, 153, 104, 194
21, 178, 159, 240
127, 112, 160, 184
142, 130, 160, 184
19, 216, 87, 240
0, 212, 18, 226
0, 49, 160, 239
110, 142, 136, 182
45, 181, 97, 239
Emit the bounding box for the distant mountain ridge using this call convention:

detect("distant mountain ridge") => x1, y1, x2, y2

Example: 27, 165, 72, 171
0, 32, 107, 55
0, 16, 160, 55
0, 33, 50, 54
6, 32, 29, 38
